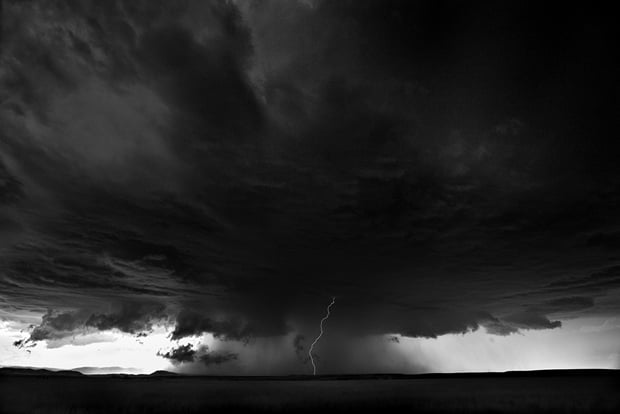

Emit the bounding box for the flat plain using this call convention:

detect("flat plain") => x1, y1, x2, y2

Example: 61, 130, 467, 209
1, 369, 618, 413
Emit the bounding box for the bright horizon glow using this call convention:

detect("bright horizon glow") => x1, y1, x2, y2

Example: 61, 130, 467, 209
0, 320, 212, 374
392, 316, 620, 373
1, 315, 618, 374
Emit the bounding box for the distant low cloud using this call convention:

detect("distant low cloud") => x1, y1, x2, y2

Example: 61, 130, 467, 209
158, 343, 238, 367
158, 344, 197, 364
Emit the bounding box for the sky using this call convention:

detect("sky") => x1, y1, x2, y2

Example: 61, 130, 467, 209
0, 0, 619, 375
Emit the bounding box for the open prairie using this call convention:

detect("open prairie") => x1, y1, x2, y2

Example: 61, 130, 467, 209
1, 370, 618, 413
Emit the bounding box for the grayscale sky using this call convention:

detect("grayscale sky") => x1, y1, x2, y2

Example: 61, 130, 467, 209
1, 0, 619, 374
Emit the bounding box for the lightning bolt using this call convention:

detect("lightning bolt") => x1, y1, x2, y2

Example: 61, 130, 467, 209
308, 296, 335, 376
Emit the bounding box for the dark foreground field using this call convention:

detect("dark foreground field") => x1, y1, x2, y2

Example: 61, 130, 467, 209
1, 369, 618, 413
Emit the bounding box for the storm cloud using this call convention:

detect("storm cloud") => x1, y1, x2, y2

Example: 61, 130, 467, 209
158, 344, 197, 364
1, 0, 619, 373
158, 344, 238, 367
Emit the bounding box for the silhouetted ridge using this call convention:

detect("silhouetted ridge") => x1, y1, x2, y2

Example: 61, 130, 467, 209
0, 367, 84, 377
1, 367, 618, 380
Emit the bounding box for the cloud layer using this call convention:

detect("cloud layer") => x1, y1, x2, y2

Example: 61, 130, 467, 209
1, 0, 619, 373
